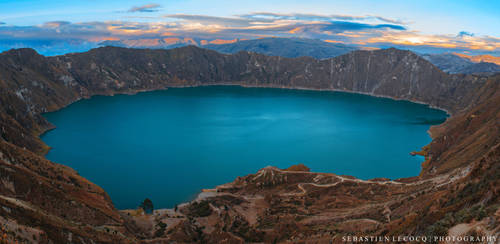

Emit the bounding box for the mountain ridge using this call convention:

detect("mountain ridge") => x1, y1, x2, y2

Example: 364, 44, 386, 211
203, 37, 358, 59
96, 37, 500, 75
98, 37, 358, 59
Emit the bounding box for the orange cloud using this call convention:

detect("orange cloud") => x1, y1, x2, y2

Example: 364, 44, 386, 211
359, 46, 381, 51
163, 37, 182, 44
363, 31, 499, 51
336, 32, 364, 38
324, 40, 345, 44
161, 32, 176, 36
288, 27, 302, 34
209, 39, 238, 44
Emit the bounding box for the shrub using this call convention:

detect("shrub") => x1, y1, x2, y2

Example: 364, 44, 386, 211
284, 164, 310, 172
188, 201, 212, 217
154, 221, 167, 237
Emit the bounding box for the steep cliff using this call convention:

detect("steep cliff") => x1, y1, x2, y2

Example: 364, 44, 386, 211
0, 46, 498, 243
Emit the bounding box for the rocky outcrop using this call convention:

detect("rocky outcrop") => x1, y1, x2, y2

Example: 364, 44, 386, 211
0, 46, 498, 242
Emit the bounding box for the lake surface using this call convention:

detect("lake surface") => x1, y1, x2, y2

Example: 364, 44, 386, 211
41, 86, 447, 209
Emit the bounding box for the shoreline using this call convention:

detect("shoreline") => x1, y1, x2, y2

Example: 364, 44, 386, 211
166, 82, 452, 115
38, 81, 449, 150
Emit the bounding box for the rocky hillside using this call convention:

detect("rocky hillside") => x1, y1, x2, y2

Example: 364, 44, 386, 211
0, 46, 498, 243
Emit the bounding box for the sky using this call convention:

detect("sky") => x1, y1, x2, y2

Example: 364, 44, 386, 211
0, 0, 498, 56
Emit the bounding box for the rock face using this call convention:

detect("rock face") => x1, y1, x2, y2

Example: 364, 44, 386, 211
0, 46, 498, 243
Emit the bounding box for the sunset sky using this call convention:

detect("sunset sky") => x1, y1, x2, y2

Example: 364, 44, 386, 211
1, 0, 498, 55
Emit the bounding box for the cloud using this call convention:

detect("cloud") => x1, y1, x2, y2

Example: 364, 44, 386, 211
128, 4, 161, 13
166, 12, 406, 30
43, 21, 71, 28
0, 12, 407, 43
165, 14, 253, 27
319, 21, 406, 32
361, 30, 500, 51
0, 22, 5, 25
163, 13, 405, 38
0, 12, 498, 55
457, 31, 474, 38
239, 12, 406, 25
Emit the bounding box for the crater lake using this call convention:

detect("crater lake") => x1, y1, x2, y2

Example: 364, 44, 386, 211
41, 86, 448, 209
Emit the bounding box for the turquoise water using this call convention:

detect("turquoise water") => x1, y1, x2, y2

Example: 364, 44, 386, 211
41, 86, 447, 209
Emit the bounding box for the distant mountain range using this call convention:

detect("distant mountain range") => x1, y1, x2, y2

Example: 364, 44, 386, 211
421, 53, 500, 74
203, 37, 358, 59
98, 38, 196, 50
100, 37, 358, 59
0, 39, 98, 56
